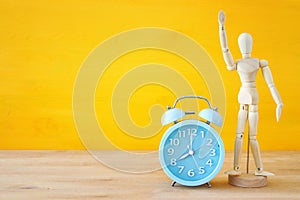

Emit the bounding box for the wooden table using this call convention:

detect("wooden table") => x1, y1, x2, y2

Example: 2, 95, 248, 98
0, 150, 299, 200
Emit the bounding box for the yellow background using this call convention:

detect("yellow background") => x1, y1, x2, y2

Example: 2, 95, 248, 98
0, 0, 299, 150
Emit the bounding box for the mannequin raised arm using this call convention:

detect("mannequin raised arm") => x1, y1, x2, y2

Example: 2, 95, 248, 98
218, 11, 236, 71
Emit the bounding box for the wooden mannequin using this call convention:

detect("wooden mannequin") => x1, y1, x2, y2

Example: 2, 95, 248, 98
218, 11, 283, 177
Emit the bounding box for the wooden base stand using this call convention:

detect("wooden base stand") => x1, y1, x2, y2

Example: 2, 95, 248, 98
228, 174, 267, 188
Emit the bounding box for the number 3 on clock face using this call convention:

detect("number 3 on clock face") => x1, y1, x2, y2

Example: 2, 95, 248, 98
159, 120, 225, 186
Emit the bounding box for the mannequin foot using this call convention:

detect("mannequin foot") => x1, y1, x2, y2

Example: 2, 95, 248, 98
255, 170, 275, 176
225, 169, 241, 175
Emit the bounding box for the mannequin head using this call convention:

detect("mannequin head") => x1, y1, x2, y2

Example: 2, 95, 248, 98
238, 33, 252, 58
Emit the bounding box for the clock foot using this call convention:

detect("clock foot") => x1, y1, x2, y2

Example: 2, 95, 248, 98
206, 182, 211, 188
171, 181, 176, 187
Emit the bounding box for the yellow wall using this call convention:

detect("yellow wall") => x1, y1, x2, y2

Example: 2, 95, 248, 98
0, 0, 299, 150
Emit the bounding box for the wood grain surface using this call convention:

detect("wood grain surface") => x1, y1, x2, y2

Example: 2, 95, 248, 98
228, 174, 267, 188
0, 150, 299, 200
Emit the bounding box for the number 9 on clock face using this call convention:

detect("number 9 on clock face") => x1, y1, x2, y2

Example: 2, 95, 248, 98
159, 120, 225, 186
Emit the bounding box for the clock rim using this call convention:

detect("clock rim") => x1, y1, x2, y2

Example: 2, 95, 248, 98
159, 119, 225, 186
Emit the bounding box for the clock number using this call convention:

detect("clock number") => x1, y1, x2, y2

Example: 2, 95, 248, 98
187, 169, 195, 177
178, 130, 186, 138
198, 167, 205, 174
200, 130, 205, 138
191, 128, 197, 135
206, 138, 213, 146
169, 138, 180, 146
178, 166, 184, 174
187, 128, 197, 137
170, 158, 177, 166
167, 148, 174, 155
206, 159, 213, 167
209, 148, 216, 156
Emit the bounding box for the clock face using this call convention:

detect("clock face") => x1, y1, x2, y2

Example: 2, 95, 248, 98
159, 119, 224, 186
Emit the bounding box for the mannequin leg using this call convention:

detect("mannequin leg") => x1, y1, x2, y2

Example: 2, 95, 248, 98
225, 104, 248, 175
248, 105, 262, 170
234, 104, 248, 171
249, 105, 274, 176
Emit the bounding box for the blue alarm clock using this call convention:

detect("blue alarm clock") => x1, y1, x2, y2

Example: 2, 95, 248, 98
159, 96, 224, 187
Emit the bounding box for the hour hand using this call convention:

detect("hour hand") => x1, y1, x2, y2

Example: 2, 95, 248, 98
178, 145, 194, 160
178, 145, 190, 160
178, 153, 190, 160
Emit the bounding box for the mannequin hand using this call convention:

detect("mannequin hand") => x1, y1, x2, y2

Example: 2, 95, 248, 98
218, 10, 226, 26
276, 103, 283, 122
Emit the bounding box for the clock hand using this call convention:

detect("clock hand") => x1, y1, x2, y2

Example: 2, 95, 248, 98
177, 145, 189, 161
178, 145, 194, 161
189, 131, 197, 151
189, 132, 193, 151
178, 152, 190, 160
191, 155, 200, 170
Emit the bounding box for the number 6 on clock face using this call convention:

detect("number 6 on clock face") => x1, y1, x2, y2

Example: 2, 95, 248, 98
159, 120, 225, 186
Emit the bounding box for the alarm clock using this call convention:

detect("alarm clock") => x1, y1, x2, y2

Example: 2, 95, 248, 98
159, 95, 225, 187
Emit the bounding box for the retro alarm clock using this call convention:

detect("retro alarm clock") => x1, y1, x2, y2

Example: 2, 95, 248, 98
159, 95, 224, 187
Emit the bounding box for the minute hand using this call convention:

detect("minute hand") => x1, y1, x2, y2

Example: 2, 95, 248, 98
189, 132, 194, 150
